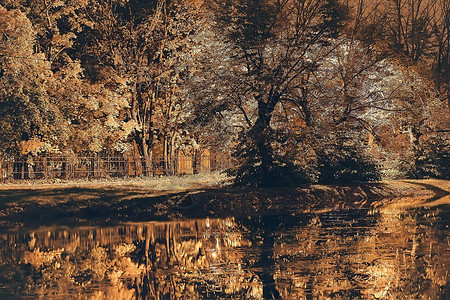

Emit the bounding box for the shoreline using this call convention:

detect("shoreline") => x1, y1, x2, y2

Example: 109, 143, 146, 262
0, 177, 448, 230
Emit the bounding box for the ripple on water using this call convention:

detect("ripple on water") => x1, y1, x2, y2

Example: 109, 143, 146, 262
0, 202, 448, 299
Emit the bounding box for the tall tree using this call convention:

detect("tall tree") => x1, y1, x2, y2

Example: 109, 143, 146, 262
1, 0, 129, 156
206, 0, 348, 186
0, 5, 62, 155
433, 0, 449, 103
74, 0, 203, 173
384, 0, 438, 62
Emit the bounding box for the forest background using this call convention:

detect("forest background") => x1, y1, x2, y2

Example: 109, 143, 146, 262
0, 0, 448, 186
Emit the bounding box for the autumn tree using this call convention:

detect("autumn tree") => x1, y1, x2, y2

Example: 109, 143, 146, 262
377, 0, 450, 178
0, 5, 63, 156
205, 0, 349, 186
304, 0, 403, 183
383, 0, 438, 62
433, 0, 449, 102
71, 0, 204, 174
313, 0, 449, 180
1, 0, 217, 172
0, 0, 130, 157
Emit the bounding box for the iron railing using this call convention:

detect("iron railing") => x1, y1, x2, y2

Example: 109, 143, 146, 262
0, 154, 232, 182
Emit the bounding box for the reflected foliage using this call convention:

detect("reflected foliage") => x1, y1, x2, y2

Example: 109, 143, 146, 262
0, 204, 448, 299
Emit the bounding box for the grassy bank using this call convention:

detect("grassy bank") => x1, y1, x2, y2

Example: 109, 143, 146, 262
0, 175, 448, 230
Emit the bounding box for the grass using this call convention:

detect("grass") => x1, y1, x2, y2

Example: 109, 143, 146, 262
0, 171, 231, 192
0, 175, 448, 231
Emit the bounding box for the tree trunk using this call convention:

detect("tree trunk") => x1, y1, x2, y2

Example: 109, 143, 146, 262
133, 130, 153, 177
163, 136, 169, 175
193, 150, 199, 175
13, 160, 21, 180
23, 157, 29, 179
142, 141, 151, 176
61, 159, 67, 179
170, 134, 176, 175
247, 95, 279, 166
90, 156, 95, 178
248, 216, 281, 299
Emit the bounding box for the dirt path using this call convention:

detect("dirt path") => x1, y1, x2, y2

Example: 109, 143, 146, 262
373, 179, 450, 210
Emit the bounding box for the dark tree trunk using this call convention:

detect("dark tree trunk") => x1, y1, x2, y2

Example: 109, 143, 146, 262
234, 92, 282, 186
142, 140, 152, 176
247, 95, 279, 166
193, 150, 199, 175
133, 133, 152, 177
246, 215, 281, 299
61, 160, 67, 179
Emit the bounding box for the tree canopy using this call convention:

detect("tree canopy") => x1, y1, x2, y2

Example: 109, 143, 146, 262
0, 0, 448, 184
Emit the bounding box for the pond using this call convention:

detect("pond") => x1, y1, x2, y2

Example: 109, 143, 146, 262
0, 202, 448, 299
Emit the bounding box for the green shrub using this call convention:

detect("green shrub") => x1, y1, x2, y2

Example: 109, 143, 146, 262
408, 135, 449, 179
316, 139, 380, 185
230, 131, 311, 187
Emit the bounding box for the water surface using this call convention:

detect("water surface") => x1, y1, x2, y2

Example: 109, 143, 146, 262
0, 201, 448, 299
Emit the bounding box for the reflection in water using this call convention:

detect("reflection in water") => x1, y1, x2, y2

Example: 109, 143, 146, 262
0, 203, 448, 299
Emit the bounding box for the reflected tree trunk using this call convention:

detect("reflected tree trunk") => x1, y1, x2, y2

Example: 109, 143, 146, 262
249, 215, 281, 299
258, 233, 281, 299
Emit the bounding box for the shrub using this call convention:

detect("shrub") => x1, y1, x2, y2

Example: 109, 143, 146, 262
407, 134, 449, 179
230, 131, 311, 187
316, 138, 381, 185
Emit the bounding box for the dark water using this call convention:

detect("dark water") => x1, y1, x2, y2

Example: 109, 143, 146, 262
0, 203, 448, 299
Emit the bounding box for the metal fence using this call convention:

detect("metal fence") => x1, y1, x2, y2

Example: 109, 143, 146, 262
0, 154, 232, 182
